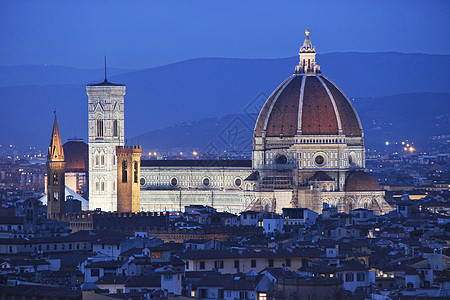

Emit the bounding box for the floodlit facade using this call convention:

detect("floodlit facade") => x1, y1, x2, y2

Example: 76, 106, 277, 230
87, 29, 393, 215
87, 78, 125, 211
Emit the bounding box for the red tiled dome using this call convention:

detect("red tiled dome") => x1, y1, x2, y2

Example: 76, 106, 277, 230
345, 171, 381, 192
254, 74, 362, 138
63, 139, 88, 172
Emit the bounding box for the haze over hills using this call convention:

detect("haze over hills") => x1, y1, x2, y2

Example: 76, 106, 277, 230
128, 92, 450, 154
0, 52, 449, 151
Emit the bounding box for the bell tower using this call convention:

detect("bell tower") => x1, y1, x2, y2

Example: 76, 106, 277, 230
87, 61, 125, 211
47, 112, 66, 219
116, 146, 142, 213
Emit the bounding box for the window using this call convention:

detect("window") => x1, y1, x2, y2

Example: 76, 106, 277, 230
170, 177, 178, 187
234, 260, 240, 269
269, 259, 274, 267
101, 181, 105, 191
96, 119, 104, 137
315, 155, 325, 166
356, 272, 365, 282
53, 192, 58, 201
164, 274, 173, 280
345, 273, 354, 282
152, 252, 162, 259
95, 155, 99, 166
234, 178, 242, 187
285, 258, 291, 267
113, 120, 118, 137
95, 182, 99, 192
199, 289, 207, 298
122, 160, 127, 183
91, 269, 100, 277
203, 177, 210, 187
199, 261, 205, 270
101, 155, 105, 165
240, 291, 248, 299
251, 260, 256, 268
134, 162, 138, 183
258, 292, 267, 300
53, 173, 58, 185
276, 154, 287, 164
186, 261, 190, 269
214, 260, 224, 269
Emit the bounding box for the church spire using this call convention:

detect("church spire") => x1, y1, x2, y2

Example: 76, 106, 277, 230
48, 111, 65, 162
295, 26, 320, 74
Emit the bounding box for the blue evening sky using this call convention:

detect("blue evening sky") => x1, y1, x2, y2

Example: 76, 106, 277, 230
0, 0, 449, 69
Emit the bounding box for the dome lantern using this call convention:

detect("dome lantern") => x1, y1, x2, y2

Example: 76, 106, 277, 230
295, 27, 320, 74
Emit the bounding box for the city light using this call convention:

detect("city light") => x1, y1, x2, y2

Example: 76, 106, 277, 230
153, 152, 157, 156
409, 147, 414, 152
385, 142, 389, 145
192, 151, 198, 156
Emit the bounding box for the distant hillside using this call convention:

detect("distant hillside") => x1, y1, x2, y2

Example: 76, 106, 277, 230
129, 93, 450, 153
0, 52, 449, 150
0, 65, 132, 87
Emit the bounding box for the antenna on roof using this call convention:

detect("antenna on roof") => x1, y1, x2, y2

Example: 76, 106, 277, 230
104, 56, 107, 82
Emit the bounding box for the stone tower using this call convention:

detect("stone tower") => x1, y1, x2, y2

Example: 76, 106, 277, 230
116, 146, 141, 213
87, 73, 125, 212
47, 113, 66, 219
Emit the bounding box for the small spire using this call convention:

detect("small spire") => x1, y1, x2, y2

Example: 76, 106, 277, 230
104, 56, 107, 82
305, 26, 310, 36
48, 112, 65, 162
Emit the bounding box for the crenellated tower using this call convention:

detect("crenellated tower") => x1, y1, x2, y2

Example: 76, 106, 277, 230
87, 66, 125, 212
46, 112, 66, 219
116, 146, 142, 213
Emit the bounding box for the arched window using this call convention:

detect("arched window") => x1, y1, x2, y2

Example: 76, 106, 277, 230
134, 161, 138, 183
101, 155, 105, 166
96, 120, 104, 137
122, 160, 127, 183
53, 173, 58, 185
113, 120, 118, 137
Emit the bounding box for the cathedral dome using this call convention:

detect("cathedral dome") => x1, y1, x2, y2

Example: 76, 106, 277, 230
63, 139, 88, 172
254, 29, 362, 138
345, 171, 381, 192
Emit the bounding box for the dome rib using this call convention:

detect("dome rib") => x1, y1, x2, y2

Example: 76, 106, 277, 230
254, 76, 294, 137
296, 75, 307, 134
265, 76, 302, 137
316, 75, 343, 134
321, 76, 363, 137
301, 76, 339, 135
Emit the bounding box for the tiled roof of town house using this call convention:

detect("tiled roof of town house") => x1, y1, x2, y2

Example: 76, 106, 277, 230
0, 285, 82, 299
94, 275, 130, 285
125, 274, 161, 288
337, 260, 368, 272
224, 274, 270, 291
85, 260, 124, 269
